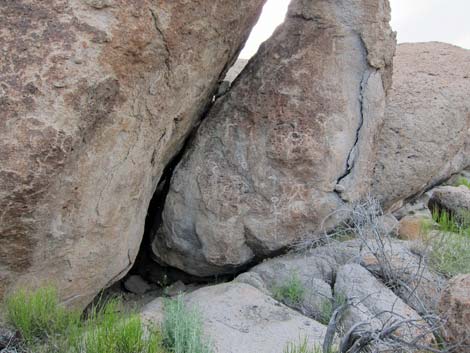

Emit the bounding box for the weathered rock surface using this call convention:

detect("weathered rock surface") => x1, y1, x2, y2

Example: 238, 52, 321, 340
240, 254, 334, 320
372, 43, 470, 210
239, 238, 445, 317
123, 275, 151, 295
439, 274, 470, 352
335, 264, 432, 345
153, 0, 395, 276
398, 215, 429, 241
142, 282, 327, 353
428, 185, 470, 216
0, 0, 265, 306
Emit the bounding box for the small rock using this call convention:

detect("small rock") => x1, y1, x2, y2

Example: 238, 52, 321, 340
398, 215, 429, 241
123, 275, 151, 295
429, 185, 470, 217
164, 280, 187, 297
438, 274, 470, 352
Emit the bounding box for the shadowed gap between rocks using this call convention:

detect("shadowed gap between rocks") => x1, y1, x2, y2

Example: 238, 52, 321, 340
124, 70, 256, 288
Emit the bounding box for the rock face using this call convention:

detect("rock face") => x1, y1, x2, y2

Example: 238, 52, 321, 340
142, 282, 327, 353
372, 43, 470, 210
152, 0, 396, 276
0, 0, 265, 306
439, 274, 470, 352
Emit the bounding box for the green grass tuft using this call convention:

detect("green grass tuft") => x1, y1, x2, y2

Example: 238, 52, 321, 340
4, 286, 165, 353
73, 297, 164, 353
162, 295, 213, 353
455, 177, 470, 189
431, 208, 470, 236
317, 293, 347, 325
284, 337, 338, 353
4, 286, 81, 345
273, 273, 306, 305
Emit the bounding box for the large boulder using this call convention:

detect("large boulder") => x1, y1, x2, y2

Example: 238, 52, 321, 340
142, 282, 327, 353
0, 0, 265, 306
372, 43, 470, 210
438, 274, 470, 352
152, 0, 395, 276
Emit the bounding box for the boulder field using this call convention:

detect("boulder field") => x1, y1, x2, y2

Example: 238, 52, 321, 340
1, 0, 470, 321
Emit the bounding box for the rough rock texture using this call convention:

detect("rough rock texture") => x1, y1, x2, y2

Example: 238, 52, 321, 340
153, 0, 396, 276
428, 185, 470, 216
335, 264, 432, 345
236, 238, 445, 317
359, 243, 447, 313
439, 274, 470, 352
142, 282, 327, 353
123, 275, 151, 295
398, 215, 428, 241
0, 0, 265, 306
372, 43, 470, 210
239, 254, 334, 320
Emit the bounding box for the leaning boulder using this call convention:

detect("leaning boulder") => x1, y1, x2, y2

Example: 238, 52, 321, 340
142, 282, 327, 353
0, 0, 265, 306
152, 0, 395, 276
372, 43, 470, 210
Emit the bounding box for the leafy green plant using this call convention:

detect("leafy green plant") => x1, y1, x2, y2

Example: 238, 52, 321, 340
273, 273, 306, 305
4, 286, 81, 345
162, 295, 213, 353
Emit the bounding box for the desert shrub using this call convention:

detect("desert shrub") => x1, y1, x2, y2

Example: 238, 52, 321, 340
273, 273, 306, 305
162, 295, 213, 353
4, 286, 81, 345
429, 231, 470, 277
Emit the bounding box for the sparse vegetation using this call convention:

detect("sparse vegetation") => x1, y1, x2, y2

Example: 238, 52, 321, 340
431, 208, 470, 236
273, 273, 306, 306
455, 177, 470, 189
2, 287, 213, 353
429, 231, 470, 277
70, 298, 165, 353
422, 209, 470, 276
162, 295, 213, 353
284, 337, 337, 353
4, 286, 81, 345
